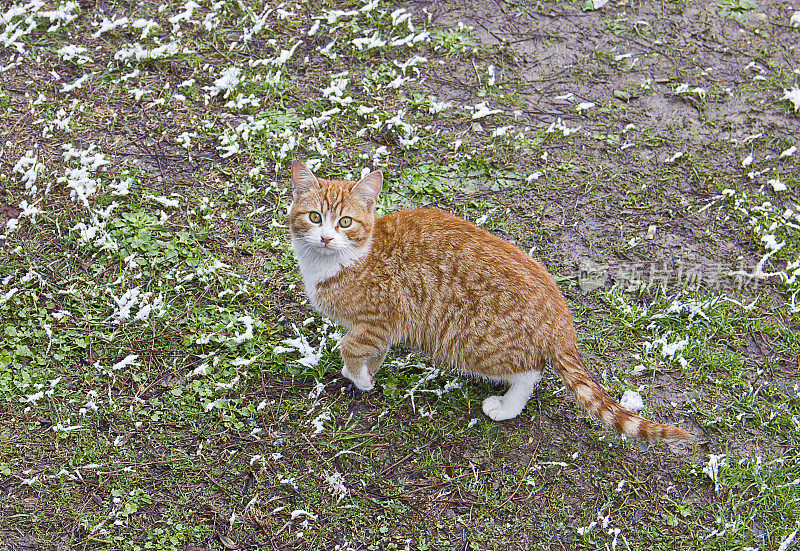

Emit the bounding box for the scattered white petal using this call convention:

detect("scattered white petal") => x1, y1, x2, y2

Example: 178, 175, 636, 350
782, 85, 800, 112
778, 527, 799, 551
665, 151, 684, 163
291, 510, 318, 521
472, 102, 502, 120
768, 178, 787, 192
112, 354, 139, 371
620, 390, 644, 413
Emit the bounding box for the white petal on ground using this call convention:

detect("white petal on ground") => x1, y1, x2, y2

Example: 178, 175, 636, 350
782, 85, 800, 112
768, 178, 787, 192
778, 527, 798, 551
472, 102, 502, 120
620, 390, 644, 413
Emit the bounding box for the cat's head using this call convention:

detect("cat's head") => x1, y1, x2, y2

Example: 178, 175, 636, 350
288, 161, 383, 257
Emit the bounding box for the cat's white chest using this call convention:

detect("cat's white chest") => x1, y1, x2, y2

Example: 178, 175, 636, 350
292, 244, 344, 308
291, 236, 368, 309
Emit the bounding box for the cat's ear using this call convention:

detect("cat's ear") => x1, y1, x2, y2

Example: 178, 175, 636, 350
291, 160, 319, 202
353, 171, 383, 208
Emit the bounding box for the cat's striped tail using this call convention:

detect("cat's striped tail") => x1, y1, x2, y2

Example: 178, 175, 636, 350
551, 344, 693, 442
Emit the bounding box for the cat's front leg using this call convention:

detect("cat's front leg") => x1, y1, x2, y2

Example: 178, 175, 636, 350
340, 328, 389, 391
365, 347, 389, 376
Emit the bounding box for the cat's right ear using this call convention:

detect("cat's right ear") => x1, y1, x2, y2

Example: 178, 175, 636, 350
353, 171, 383, 208
291, 160, 319, 202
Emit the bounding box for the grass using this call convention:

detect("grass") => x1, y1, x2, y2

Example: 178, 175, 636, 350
1, 0, 800, 549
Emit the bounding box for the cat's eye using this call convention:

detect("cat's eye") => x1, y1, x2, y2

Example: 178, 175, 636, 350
308, 211, 322, 224
338, 216, 352, 228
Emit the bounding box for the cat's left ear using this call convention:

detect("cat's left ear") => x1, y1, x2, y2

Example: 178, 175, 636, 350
291, 160, 320, 202
353, 171, 383, 208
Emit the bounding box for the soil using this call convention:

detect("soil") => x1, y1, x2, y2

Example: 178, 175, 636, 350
412, 0, 798, 278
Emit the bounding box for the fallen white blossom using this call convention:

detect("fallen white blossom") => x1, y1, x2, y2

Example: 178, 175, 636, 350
619, 390, 644, 413
768, 178, 787, 192
472, 102, 502, 120
112, 355, 140, 371
782, 85, 800, 112
702, 454, 727, 492
206, 67, 242, 99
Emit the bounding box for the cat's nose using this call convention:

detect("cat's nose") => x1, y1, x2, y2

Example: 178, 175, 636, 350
321, 236, 333, 245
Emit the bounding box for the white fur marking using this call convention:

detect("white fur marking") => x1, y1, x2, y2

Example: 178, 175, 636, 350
291, 224, 370, 307
623, 416, 642, 436
342, 360, 374, 391
482, 371, 542, 421
574, 383, 593, 404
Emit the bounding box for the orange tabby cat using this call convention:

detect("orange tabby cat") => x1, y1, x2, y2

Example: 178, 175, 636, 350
288, 161, 692, 442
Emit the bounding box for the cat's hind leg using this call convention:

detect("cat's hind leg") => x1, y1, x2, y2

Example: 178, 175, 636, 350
482, 371, 542, 421
340, 327, 390, 391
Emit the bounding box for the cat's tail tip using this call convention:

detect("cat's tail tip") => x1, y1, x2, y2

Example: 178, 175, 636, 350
639, 421, 694, 443
551, 343, 695, 444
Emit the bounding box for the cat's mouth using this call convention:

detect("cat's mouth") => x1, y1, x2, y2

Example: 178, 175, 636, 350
315, 241, 340, 253
297, 234, 338, 253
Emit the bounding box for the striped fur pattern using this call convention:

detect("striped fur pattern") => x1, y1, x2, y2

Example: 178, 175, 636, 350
288, 161, 693, 442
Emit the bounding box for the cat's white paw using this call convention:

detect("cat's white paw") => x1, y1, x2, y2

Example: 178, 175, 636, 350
341, 365, 374, 391
482, 395, 516, 421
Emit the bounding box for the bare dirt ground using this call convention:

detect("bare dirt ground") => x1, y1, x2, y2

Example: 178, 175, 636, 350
417, 0, 798, 271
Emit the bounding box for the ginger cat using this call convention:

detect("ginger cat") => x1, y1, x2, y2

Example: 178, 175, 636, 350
288, 161, 692, 442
